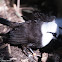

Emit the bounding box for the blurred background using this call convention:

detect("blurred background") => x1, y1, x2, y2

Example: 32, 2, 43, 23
5, 0, 62, 17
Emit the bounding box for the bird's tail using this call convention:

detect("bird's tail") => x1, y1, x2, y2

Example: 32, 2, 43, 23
0, 17, 20, 28
0, 33, 7, 36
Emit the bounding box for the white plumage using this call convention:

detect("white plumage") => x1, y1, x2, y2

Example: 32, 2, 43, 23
41, 19, 59, 47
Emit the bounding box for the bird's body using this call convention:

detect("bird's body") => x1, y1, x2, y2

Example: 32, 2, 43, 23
0, 11, 62, 58
4, 20, 42, 48
0, 16, 59, 49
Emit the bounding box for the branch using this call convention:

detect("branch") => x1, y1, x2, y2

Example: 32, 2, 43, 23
17, 0, 20, 13
13, 4, 25, 22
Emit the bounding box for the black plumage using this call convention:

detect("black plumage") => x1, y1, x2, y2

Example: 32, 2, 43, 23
2, 19, 42, 48
0, 11, 55, 49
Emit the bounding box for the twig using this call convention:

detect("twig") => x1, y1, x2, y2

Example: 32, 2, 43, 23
13, 4, 25, 22
17, 0, 20, 13
0, 44, 7, 49
7, 44, 11, 54
3, 0, 8, 19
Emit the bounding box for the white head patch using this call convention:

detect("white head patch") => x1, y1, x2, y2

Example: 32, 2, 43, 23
41, 19, 59, 47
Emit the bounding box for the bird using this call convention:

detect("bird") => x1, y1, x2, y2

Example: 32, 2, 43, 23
0, 11, 62, 61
